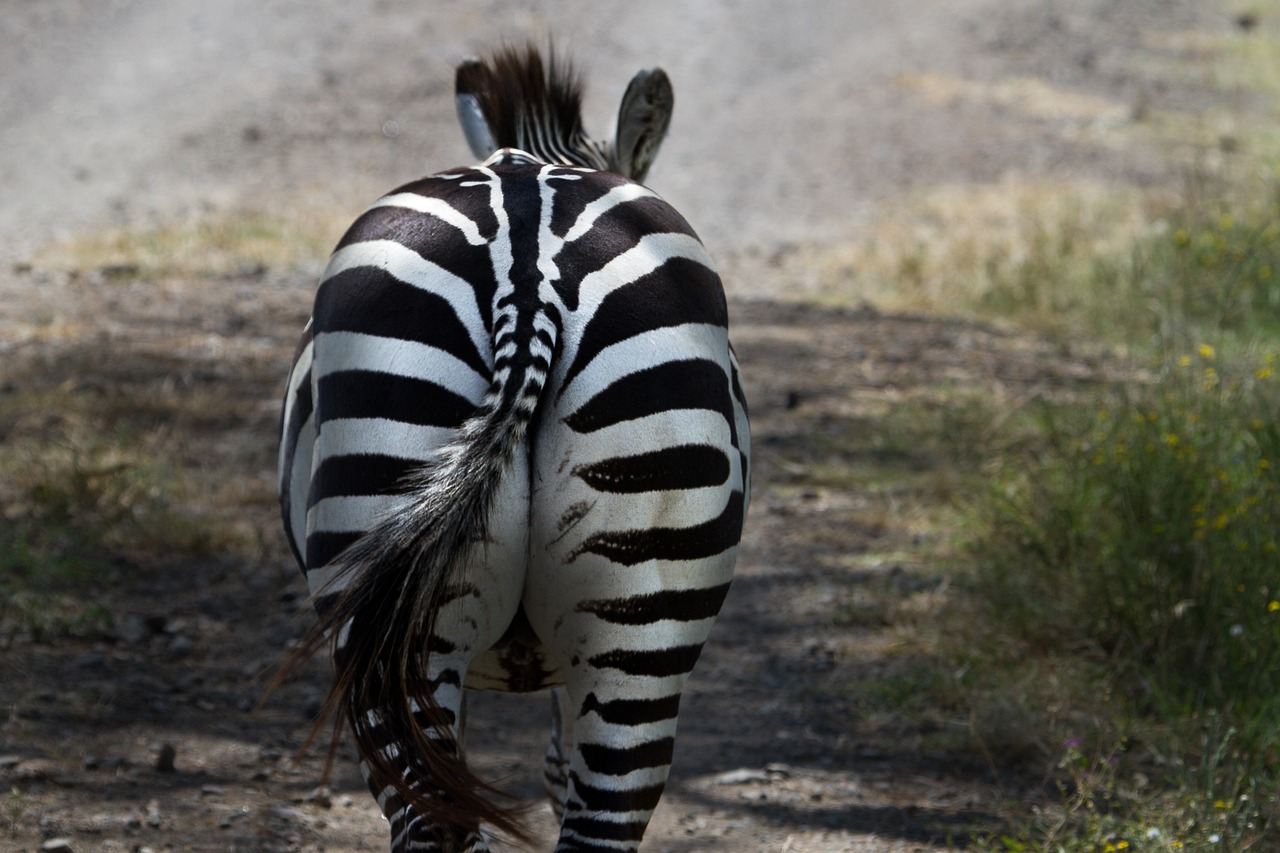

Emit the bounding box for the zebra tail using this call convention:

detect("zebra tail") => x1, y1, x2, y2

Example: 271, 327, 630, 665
298, 362, 547, 845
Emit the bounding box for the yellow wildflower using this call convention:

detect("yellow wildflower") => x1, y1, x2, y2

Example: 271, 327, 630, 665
1199, 343, 1216, 359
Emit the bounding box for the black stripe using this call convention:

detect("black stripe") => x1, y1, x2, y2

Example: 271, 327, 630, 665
570, 489, 745, 566
560, 815, 648, 842
560, 256, 726, 390
564, 359, 732, 434
305, 530, 362, 573
568, 772, 666, 813
548, 169, 619, 240
587, 643, 704, 678
579, 693, 681, 725
574, 444, 729, 493
577, 737, 675, 776
548, 837, 625, 853
577, 583, 731, 625
285, 364, 314, 430
314, 267, 489, 376
310, 453, 416, 501
316, 370, 476, 428
500, 167, 544, 296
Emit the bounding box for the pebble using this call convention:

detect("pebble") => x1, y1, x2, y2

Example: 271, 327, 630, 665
713, 767, 770, 786
41, 840, 74, 853
303, 785, 332, 808
168, 634, 194, 658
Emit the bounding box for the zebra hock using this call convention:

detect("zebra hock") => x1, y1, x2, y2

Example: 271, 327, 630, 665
278, 44, 749, 852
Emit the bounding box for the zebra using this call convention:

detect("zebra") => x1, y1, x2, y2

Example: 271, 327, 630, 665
277, 44, 749, 852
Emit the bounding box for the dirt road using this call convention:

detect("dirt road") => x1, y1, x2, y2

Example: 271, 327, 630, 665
0, 1, 1237, 850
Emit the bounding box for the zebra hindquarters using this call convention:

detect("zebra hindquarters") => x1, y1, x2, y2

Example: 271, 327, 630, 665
525, 325, 747, 851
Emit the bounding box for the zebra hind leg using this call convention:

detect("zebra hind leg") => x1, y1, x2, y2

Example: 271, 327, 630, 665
358, 697, 492, 853
552, 686, 683, 853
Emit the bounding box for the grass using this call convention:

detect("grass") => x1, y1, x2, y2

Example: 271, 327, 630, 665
960, 347, 1279, 848
1, 210, 300, 642
30, 209, 335, 281
0, 392, 222, 640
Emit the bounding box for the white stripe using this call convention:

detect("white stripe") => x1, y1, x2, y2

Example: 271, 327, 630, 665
321, 240, 490, 367
561, 408, 733, 468
576, 233, 713, 309
576, 482, 731, 536
314, 417, 456, 464
313, 330, 488, 405
561, 182, 658, 244
368, 192, 487, 246
558, 323, 727, 409
309, 493, 403, 535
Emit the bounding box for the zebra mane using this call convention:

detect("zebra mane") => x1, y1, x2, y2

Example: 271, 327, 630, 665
455, 43, 596, 162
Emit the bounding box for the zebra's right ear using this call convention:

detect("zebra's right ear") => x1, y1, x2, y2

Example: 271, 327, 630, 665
456, 57, 498, 160
613, 67, 673, 184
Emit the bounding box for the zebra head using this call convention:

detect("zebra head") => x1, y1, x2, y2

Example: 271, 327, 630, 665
454, 43, 674, 184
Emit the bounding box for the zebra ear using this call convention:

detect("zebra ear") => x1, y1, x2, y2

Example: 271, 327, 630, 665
455, 57, 498, 160
613, 68, 673, 183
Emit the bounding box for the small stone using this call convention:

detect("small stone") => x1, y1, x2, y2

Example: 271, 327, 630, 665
42, 840, 75, 853
713, 768, 770, 786
168, 634, 193, 658
303, 785, 332, 808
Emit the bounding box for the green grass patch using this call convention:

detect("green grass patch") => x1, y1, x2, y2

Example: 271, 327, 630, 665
960, 349, 1279, 847
0, 367, 263, 640
970, 350, 1279, 725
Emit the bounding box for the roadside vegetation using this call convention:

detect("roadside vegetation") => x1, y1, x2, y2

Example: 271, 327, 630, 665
784, 21, 1280, 852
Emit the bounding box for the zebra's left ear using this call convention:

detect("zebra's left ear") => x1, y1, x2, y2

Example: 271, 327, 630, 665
456, 57, 498, 160
613, 68, 673, 184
